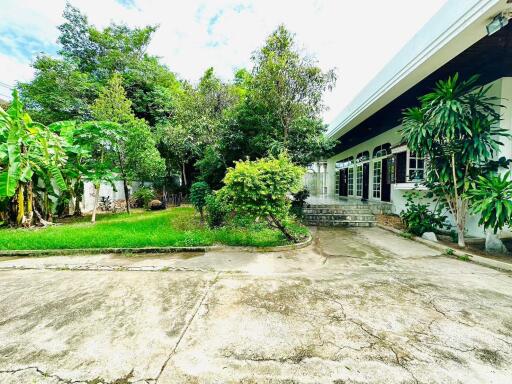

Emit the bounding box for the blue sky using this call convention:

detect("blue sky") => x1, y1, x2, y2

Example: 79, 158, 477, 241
0, 0, 447, 121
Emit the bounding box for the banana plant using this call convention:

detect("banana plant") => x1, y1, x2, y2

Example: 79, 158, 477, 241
0, 90, 68, 226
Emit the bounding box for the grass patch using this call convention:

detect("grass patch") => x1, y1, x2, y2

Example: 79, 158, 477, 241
0, 207, 308, 250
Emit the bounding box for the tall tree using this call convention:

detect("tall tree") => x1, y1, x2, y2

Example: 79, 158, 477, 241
402, 74, 509, 247
92, 74, 164, 212
250, 25, 336, 145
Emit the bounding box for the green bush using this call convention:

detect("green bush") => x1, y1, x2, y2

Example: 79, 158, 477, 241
131, 186, 155, 208
467, 172, 512, 234
400, 191, 447, 236
205, 193, 228, 228
220, 153, 305, 242
189, 181, 211, 222
290, 188, 310, 218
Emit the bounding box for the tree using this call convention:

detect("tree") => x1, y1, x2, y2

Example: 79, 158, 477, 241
0, 91, 68, 226
402, 74, 509, 247
220, 153, 305, 242
250, 25, 336, 145
189, 181, 210, 223
18, 56, 98, 124
92, 74, 164, 213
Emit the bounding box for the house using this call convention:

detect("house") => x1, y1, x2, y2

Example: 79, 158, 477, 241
318, 0, 512, 237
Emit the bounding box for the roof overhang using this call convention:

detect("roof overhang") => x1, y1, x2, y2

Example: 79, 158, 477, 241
327, 0, 512, 140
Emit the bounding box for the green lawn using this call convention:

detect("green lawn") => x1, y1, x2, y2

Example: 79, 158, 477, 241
0, 207, 308, 250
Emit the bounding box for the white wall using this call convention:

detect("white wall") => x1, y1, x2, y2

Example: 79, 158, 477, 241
325, 77, 512, 238
81, 180, 146, 212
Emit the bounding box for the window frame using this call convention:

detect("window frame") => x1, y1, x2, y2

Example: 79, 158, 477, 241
406, 151, 425, 182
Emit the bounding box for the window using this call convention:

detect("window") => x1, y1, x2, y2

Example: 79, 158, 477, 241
356, 165, 363, 197
372, 161, 381, 199
372, 143, 391, 158
408, 152, 425, 181
348, 167, 354, 196
356, 151, 370, 163
335, 170, 340, 195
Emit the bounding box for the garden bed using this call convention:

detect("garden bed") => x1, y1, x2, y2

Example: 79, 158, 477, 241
0, 207, 309, 251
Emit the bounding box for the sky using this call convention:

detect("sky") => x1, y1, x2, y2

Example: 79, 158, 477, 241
0, 0, 447, 123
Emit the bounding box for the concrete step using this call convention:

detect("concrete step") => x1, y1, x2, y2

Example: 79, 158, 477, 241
304, 220, 376, 227
303, 208, 373, 215
304, 213, 375, 221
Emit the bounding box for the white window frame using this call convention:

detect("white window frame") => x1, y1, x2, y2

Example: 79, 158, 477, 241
372, 160, 382, 200
347, 167, 354, 196
406, 151, 425, 182
355, 164, 363, 197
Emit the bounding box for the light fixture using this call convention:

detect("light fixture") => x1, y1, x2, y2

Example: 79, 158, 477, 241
486, 13, 510, 36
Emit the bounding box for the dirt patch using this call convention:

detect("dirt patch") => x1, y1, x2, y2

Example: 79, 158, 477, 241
376, 214, 404, 231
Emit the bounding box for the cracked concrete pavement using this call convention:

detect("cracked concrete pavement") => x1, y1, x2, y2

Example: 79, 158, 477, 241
1, 226, 512, 383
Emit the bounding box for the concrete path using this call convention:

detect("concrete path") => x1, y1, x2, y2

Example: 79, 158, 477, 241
0, 227, 511, 383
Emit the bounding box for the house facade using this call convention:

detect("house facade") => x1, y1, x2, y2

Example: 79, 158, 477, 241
321, 0, 512, 237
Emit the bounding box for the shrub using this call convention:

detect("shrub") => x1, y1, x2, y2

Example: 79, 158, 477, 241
290, 188, 310, 218
190, 182, 211, 223
205, 193, 228, 228
131, 186, 155, 208
220, 153, 305, 242
400, 191, 447, 236
467, 172, 512, 234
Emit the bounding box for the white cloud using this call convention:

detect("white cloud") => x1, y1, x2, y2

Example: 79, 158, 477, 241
0, 0, 447, 121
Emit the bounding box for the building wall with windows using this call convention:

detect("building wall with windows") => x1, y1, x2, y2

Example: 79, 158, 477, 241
325, 77, 511, 237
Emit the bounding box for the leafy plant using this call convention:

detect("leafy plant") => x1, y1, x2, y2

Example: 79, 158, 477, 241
445, 248, 455, 256
467, 172, 512, 233
0, 90, 69, 226
290, 188, 310, 218
220, 153, 305, 242
401, 73, 509, 247
131, 186, 155, 209
400, 191, 447, 236
189, 181, 211, 223
205, 192, 228, 228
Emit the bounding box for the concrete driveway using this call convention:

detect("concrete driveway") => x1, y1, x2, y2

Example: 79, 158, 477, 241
1, 227, 511, 383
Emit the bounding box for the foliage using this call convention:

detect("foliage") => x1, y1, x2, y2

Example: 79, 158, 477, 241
0, 91, 69, 226
0, 207, 305, 249
466, 172, 512, 233
400, 191, 447, 236
220, 153, 305, 242
290, 188, 310, 218
250, 25, 336, 145
18, 56, 98, 124
131, 186, 155, 208
401, 73, 509, 246
189, 181, 211, 222
205, 192, 228, 228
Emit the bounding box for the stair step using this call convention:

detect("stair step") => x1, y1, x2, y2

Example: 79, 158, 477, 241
305, 221, 376, 227
303, 209, 373, 214
304, 214, 375, 221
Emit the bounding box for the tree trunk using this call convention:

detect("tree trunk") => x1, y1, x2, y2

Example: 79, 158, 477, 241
123, 178, 131, 214
91, 183, 100, 223
26, 181, 34, 226
182, 162, 188, 188
199, 207, 204, 224
268, 212, 296, 243
74, 180, 83, 217
451, 154, 465, 248
16, 184, 25, 226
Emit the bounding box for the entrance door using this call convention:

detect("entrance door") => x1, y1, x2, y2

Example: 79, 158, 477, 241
339, 169, 348, 197
381, 158, 391, 202
362, 163, 370, 200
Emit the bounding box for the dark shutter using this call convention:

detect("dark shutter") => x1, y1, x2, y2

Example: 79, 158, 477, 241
396, 151, 407, 183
